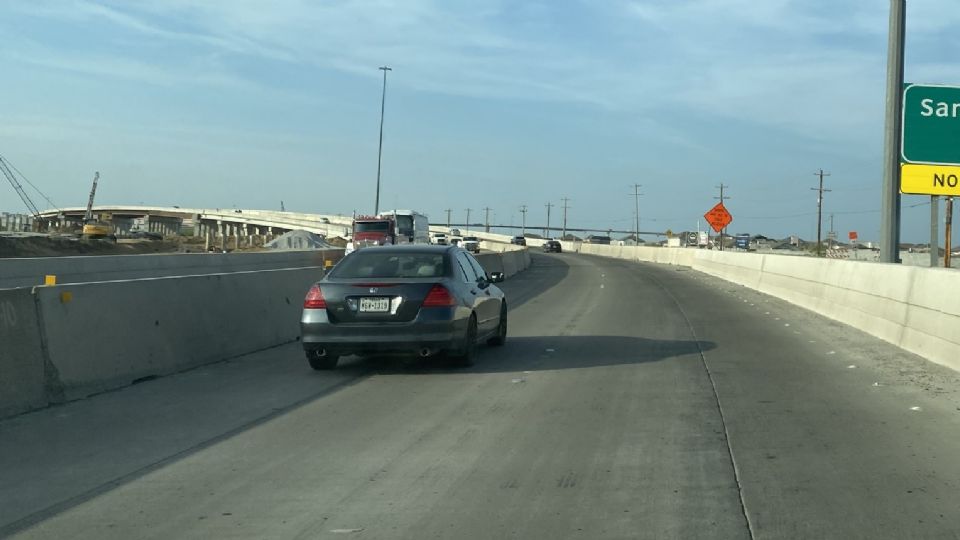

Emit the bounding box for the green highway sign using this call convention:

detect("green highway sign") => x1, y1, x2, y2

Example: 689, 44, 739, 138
902, 84, 960, 166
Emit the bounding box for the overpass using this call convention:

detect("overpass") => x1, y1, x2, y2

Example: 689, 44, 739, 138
36, 205, 355, 239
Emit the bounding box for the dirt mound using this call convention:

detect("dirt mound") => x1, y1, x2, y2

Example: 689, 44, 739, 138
0, 234, 183, 258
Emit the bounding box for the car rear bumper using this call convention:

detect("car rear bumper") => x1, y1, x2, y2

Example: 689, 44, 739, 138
300, 308, 465, 356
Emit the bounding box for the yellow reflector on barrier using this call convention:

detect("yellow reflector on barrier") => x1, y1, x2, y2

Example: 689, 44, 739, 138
44, 275, 57, 286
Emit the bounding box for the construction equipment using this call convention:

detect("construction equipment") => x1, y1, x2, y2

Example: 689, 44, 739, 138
0, 155, 52, 231
81, 171, 113, 239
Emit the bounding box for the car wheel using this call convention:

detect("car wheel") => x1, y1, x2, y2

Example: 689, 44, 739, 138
488, 304, 507, 346
306, 350, 339, 370
450, 315, 478, 367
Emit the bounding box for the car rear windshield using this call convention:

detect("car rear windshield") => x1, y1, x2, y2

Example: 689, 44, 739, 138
464, 237, 478, 241
331, 252, 449, 278
354, 221, 391, 232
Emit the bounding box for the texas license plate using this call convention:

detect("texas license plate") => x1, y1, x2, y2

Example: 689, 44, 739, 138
359, 297, 390, 312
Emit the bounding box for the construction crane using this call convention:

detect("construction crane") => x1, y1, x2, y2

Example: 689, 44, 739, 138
0, 155, 42, 220
81, 171, 112, 239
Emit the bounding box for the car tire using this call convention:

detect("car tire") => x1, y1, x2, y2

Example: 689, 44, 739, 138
488, 304, 507, 346
449, 315, 478, 367
306, 350, 339, 370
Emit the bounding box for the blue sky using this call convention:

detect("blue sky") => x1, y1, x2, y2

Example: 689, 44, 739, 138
1, 0, 959, 243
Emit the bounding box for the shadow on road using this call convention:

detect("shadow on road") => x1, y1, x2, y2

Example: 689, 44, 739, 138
356, 335, 715, 375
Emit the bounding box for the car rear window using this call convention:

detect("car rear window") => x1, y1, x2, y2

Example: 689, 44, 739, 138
331, 252, 448, 278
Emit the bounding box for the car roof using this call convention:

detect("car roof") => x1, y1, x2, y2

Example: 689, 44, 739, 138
350, 245, 457, 255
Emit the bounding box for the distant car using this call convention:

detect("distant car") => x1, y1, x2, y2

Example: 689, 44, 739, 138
510, 236, 526, 246
300, 245, 507, 369
462, 236, 480, 253
449, 228, 461, 237
542, 240, 562, 253
432, 233, 448, 245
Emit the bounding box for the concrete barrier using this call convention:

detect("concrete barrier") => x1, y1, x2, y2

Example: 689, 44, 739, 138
0, 288, 50, 417
0, 249, 343, 289
570, 244, 960, 372
1, 245, 534, 419
475, 249, 531, 279
33, 267, 325, 401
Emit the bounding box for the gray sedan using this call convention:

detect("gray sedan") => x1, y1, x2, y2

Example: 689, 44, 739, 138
300, 245, 507, 369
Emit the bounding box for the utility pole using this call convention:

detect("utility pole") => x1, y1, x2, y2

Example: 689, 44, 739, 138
715, 183, 730, 251
465, 208, 472, 233
483, 207, 492, 233
374, 65, 392, 215
631, 184, 642, 245
829, 213, 835, 250
520, 205, 528, 236
881, 0, 905, 263
811, 169, 832, 257
544, 202, 554, 238
445, 208, 452, 229
561, 197, 571, 240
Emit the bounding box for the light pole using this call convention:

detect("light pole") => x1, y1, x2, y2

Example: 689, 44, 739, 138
374, 65, 392, 215
880, 0, 905, 263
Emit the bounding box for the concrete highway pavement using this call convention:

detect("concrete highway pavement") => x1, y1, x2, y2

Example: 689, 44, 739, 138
3, 253, 960, 538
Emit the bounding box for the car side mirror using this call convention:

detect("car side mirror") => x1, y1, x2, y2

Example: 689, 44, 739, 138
489, 272, 505, 283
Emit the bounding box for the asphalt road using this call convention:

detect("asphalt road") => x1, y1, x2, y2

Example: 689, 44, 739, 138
3, 252, 960, 539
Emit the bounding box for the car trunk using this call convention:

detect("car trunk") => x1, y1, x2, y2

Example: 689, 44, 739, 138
319, 280, 440, 324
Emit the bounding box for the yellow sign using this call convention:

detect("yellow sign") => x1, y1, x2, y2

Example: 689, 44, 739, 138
901, 163, 960, 195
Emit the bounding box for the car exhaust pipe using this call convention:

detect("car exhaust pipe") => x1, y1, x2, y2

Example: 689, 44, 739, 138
316, 348, 328, 357
419, 348, 433, 358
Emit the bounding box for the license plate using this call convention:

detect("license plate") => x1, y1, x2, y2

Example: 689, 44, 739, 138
359, 297, 390, 312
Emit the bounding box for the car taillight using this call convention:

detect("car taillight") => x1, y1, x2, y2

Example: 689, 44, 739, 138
304, 284, 327, 309
422, 284, 456, 307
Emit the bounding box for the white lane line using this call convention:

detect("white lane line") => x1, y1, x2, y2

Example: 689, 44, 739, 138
784, 323, 790, 327
910, 406, 922, 411
330, 529, 365, 534
847, 365, 857, 369
827, 351, 836, 355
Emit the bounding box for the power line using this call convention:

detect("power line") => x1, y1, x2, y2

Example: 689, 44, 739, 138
483, 206, 492, 233
631, 184, 642, 243
519, 205, 528, 236
561, 197, 571, 240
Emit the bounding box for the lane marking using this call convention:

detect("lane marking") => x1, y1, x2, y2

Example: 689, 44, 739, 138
910, 406, 922, 411
847, 365, 857, 369
827, 351, 836, 355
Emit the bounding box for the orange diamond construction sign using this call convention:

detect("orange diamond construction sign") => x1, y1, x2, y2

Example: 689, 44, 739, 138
704, 202, 733, 233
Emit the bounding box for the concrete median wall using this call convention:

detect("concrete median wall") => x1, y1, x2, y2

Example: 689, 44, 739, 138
0, 249, 343, 289
0, 266, 325, 417
475, 248, 531, 278
0, 288, 49, 417
36, 267, 325, 401
565, 242, 960, 372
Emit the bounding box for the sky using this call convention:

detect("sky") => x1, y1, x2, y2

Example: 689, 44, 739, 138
1, 0, 959, 243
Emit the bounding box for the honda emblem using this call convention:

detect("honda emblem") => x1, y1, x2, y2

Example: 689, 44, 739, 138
369, 287, 378, 294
